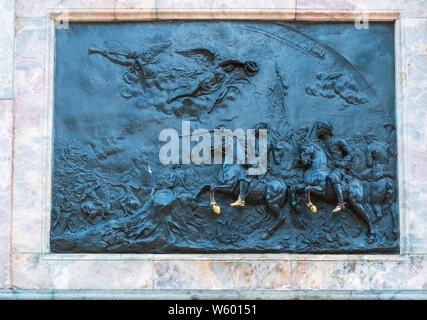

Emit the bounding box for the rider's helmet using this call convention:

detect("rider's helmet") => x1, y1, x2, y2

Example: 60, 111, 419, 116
316, 121, 333, 138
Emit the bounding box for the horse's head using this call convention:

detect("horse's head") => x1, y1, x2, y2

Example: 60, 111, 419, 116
298, 143, 315, 168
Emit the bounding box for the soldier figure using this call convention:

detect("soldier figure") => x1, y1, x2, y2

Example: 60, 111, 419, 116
229, 122, 269, 207
315, 121, 357, 213
359, 132, 395, 181
365, 132, 393, 168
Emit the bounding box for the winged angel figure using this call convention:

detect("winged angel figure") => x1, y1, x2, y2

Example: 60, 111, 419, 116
88, 41, 171, 96
167, 48, 259, 113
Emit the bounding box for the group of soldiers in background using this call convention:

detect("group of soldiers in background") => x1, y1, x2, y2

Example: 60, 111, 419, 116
294, 121, 396, 213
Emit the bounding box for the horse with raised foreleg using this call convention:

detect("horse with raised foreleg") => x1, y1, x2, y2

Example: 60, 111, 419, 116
193, 163, 289, 240
291, 140, 394, 244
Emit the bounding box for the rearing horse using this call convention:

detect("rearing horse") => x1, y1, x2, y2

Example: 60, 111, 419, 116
193, 163, 289, 240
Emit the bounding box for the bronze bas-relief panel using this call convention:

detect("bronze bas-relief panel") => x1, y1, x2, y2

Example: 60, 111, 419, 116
51, 22, 398, 253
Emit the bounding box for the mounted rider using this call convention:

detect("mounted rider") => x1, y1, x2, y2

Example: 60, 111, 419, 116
358, 131, 395, 181
313, 121, 357, 213
227, 122, 269, 207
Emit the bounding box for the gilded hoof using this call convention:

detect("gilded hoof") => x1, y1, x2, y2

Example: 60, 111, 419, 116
230, 199, 245, 207
306, 202, 317, 213
332, 205, 343, 213
210, 202, 221, 215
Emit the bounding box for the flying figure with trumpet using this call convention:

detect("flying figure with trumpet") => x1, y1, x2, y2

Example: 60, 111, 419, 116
88, 42, 171, 86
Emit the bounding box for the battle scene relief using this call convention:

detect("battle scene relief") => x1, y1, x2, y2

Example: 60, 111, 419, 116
51, 22, 398, 253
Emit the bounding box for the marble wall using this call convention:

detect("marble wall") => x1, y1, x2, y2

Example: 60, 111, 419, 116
0, 0, 426, 298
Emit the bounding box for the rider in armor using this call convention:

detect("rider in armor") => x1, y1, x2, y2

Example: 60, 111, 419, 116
365, 132, 393, 168
360, 132, 395, 181
315, 121, 356, 213
230, 122, 269, 207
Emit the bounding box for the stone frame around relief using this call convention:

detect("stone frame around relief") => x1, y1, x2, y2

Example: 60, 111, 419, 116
8, 6, 423, 293
40, 9, 406, 259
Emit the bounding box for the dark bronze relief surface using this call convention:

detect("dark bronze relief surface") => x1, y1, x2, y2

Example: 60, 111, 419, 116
51, 22, 398, 253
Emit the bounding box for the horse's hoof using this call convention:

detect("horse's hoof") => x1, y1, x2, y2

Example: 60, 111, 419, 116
230, 200, 245, 207
311, 205, 317, 213
306, 202, 317, 213
261, 233, 270, 240
332, 205, 344, 213
210, 202, 221, 215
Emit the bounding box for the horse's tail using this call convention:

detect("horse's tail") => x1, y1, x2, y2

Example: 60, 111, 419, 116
382, 178, 396, 209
